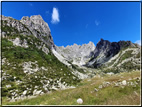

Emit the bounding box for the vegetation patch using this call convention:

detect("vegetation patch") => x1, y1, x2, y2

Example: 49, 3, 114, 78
2, 36, 81, 99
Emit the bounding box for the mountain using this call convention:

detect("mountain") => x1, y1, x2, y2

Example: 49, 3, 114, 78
86, 38, 140, 72
2, 15, 54, 49
55, 41, 95, 66
1, 15, 88, 101
20, 15, 55, 49
1, 15, 140, 103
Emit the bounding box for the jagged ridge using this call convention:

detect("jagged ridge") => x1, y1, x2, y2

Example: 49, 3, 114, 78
55, 41, 95, 66
86, 38, 140, 68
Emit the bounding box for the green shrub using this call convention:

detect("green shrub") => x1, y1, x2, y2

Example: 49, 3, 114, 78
2, 38, 13, 48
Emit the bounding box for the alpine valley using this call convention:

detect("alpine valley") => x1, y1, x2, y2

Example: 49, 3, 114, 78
1, 15, 141, 105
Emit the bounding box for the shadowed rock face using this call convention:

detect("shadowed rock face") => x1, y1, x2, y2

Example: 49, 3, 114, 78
86, 38, 138, 68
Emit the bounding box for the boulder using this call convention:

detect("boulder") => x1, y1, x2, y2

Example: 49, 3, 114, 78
98, 85, 102, 89
23, 90, 27, 95
6, 84, 11, 88
94, 88, 98, 92
33, 89, 42, 95
107, 72, 114, 76
122, 80, 127, 86
77, 98, 83, 104
114, 83, 119, 87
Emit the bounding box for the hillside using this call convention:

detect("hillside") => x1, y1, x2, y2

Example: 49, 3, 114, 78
1, 15, 141, 105
1, 15, 92, 102
3, 71, 141, 105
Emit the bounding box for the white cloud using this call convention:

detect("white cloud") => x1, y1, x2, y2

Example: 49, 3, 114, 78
95, 20, 100, 26
135, 40, 141, 45
51, 7, 60, 24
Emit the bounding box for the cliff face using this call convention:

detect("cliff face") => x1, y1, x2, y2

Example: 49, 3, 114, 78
20, 15, 55, 49
86, 38, 140, 68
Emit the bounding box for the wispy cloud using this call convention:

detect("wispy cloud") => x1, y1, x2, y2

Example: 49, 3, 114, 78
135, 40, 141, 45
51, 7, 60, 24
29, 3, 33, 7
95, 20, 100, 26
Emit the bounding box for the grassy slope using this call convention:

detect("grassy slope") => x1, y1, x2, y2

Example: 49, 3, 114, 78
2, 71, 141, 105
2, 34, 80, 98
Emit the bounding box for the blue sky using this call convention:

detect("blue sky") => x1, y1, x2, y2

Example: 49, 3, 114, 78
2, 2, 141, 46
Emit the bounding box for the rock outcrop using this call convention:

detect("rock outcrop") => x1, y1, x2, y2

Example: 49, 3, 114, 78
1, 15, 32, 36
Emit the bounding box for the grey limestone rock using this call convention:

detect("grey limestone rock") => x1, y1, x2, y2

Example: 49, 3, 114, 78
55, 41, 95, 66
20, 15, 54, 49
1, 15, 55, 49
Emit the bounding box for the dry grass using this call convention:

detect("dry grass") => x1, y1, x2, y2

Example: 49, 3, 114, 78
106, 91, 141, 105
2, 71, 141, 105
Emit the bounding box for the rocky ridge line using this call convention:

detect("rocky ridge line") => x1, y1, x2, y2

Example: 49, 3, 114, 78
86, 38, 140, 68
55, 41, 95, 66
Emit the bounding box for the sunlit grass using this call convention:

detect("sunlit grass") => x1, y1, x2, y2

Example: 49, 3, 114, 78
2, 71, 141, 105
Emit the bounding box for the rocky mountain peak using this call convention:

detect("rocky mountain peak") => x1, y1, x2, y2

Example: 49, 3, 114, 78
118, 40, 135, 49
88, 41, 95, 48
1, 15, 54, 49
100, 38, 104, 41
86, 38, 138, 68
30, 15, 43, 20
56, 41, 95, 66
30, 15, 50, 32
88, 41, 94, 44
21, 15, 43, 22
20, 15, 54, 48
98, 38, 110, 46
21, 15, 51, 34
21, 16, 30, 21
73, 43, 80, 47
